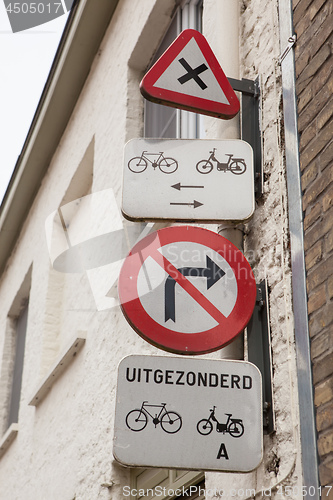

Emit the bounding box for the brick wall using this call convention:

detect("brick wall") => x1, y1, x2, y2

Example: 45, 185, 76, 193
0, 0, 327, 497
293, 0, 333, 490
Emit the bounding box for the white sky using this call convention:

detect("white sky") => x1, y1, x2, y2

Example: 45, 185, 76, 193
0, 3, 69, 204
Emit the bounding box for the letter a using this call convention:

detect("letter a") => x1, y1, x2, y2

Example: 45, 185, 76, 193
216, 443, 229, 460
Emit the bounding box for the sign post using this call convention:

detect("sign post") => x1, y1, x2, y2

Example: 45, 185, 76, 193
113, 355, 263, 472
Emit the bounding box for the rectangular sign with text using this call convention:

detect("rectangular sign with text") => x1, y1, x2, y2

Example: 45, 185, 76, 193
113, 355, 262, 472
122, 139, 254, 223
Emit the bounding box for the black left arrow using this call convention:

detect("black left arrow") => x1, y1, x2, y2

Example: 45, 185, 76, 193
165, 256, 225, 322
171, 183, 204, 190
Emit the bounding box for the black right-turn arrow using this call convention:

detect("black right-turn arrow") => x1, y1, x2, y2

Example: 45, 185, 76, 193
165, 255, 225, 322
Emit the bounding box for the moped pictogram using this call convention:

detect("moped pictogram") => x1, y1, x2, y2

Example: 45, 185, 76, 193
197, 406, 244, 437
196, 148, 246, 175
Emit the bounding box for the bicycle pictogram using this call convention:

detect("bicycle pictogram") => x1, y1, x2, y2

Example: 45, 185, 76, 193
196, 148, 246, 175
197, 406, 244, 437
125, 401, 182, 434
128, 151, 178, 174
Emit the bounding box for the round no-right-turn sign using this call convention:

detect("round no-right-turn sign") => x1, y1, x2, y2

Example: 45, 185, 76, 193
118, 226, 256, 355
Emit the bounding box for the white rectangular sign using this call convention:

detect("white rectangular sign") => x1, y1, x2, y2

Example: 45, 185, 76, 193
122, 139, 254, 222
113, 355, 263, 472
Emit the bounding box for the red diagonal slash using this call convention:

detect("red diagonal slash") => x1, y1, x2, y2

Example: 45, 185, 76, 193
150, 251, 226, 325
119, 225, 257, 355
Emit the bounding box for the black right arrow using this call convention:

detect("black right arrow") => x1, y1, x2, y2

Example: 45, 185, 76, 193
170, 200, 203, 208
165, 256, 225, 322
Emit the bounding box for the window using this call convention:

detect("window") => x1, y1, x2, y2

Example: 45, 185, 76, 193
0, 264, 31, 437
7, 303, 29, 428
144, 0, 204, 140
176, 478, 205, 499
130, 469, 205, 500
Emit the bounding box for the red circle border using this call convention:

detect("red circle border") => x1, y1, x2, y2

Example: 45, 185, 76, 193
118, 226, 256, 355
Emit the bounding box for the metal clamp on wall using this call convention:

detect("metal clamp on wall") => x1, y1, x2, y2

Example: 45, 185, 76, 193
247, 279, 274, 434
228, 76, 263, 199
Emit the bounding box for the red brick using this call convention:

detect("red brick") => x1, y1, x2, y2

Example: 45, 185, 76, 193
299, 119, 317, 152
296, 53, 332, 100
293, 0, 313, 26
318, 98, 333, 130
324, 228, 333, 254
323, 183, 333, 212
309, 0, 330, 22
305, 239, 323, 269
319, 457, 333, 488
311, 328, 333, 359
294, 8, 312, 43
301, 160, 319, 189
296, 57, 332, 112
320, 141, 333, 171
307, 254, 333, 291
296, 54, 332, 98
308, 283, 327, 313
315, 377, 333, 406
292, 0, 303, 9
296, 43, 331, 94
328, 275, 333, 300
304, 208, 333, 250
303, 120, 333, 171
306, 238, 323, 268
297, 85, 313, 114
305, 214, 332, 250
303, 148, 333, 208
313, 351, 333, 384
295, 16, 331, 80
295, 2, 331, 52
312, 57, 333, 97
309, 303, 333, 337
318, 430, 333, 458
299, 79, 333, 133
304, 201, 322, 230
317, 400, 333, 431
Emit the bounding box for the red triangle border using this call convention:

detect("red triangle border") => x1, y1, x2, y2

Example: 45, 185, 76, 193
140, 29, 240, 120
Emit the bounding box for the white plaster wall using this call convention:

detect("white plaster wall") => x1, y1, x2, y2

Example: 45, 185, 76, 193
0, 0, 302, 499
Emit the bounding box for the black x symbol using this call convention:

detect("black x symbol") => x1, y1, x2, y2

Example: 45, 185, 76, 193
178, 58, 208, 90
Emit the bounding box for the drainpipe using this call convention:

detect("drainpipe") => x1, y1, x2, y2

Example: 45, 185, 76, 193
278, 0, 320, 496
204, 0, 243, 359
217, 223, 244, 360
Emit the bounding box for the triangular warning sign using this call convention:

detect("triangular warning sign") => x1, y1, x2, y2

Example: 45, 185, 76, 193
140, 29, 240, 120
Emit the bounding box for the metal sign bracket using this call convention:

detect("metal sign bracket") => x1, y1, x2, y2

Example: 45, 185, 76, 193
247, 279, 274, 434
228, 76, 263, 199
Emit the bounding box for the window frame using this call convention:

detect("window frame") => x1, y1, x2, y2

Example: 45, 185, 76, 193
130, 468, 205, 500
7, 302, 29, 428
144, 0, 204, 140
